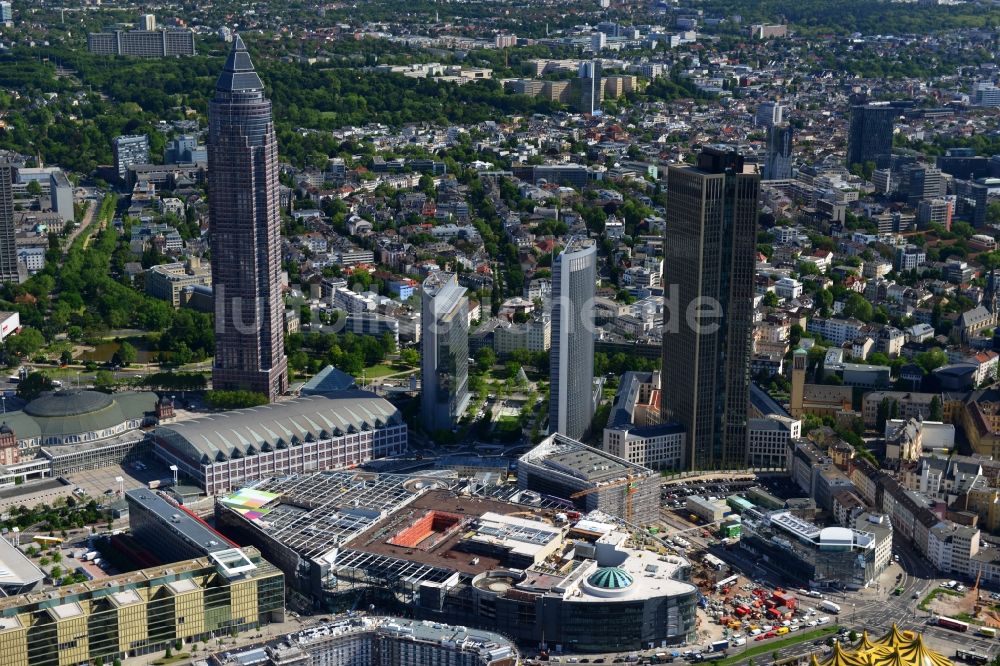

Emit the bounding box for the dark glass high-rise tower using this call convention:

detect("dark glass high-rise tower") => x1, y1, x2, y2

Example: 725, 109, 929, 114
421, 272, 470, 433
208, 35, 287, 401
0, 159, 19, 284
847, 103, 895, 170
764, 123, 794, 180
662, 148, 759, 470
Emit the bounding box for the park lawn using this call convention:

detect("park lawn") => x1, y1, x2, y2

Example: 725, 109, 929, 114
715, 626, 840, 666
152, 653, 190, 665
360, 364, 402, 379
493, 415, 522, 434
493, 414, 524, 442
495, 415, 520, 427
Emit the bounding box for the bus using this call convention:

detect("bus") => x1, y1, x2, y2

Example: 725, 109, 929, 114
32, 535, 63, 547
956, 650, 989, 664
936, 617, 970, 633
977, 627, 997, 639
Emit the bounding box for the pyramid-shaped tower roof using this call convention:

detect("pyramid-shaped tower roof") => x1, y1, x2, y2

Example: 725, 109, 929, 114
216, 34, 264, 92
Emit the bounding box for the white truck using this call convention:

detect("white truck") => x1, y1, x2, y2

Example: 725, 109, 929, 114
818, 600, 841, 614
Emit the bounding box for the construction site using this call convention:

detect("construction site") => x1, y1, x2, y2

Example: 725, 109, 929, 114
924, 572, 1000, 633
214, 468, 701, 654
517, 433, 662, 524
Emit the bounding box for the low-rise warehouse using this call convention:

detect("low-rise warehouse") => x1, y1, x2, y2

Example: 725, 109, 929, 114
686, 495, 727, 523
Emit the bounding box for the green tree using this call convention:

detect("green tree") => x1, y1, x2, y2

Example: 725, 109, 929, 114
475, 347, 497, 372
6, 327, 45, 358
94, 370, 116, 391
842, 293, 873, 322
16, 372, 52, 400
877, 398, 891, 432
868, 352, 890, 367
504, 361, 520, 380
205, 390, 269, 409
399, 348, 419, 366
916, 348, 947, 373
113, 341, 137, 366
930, 395, 943, 421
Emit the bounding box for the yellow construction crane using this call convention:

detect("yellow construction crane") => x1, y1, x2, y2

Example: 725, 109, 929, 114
570, 474, 638, 523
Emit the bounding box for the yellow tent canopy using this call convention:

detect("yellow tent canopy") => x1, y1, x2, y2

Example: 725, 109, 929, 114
876, 624, 915, 649
891, 635, 955, 666
810, 627, 954, 666
820, 641, 875, 666
856, 630, 880, 653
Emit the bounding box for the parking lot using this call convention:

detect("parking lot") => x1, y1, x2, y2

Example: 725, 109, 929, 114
66, 459, 176, 499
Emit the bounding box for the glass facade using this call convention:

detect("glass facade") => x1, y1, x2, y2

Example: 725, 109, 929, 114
740, 514, 878, 589
549, 240, 597, 439
847, 104, 895, 170
0, 161, 19, 284
0, 548, 283, 666
421, 273, 470, 433
209, 36, 288, 401
663, 149, 758, 470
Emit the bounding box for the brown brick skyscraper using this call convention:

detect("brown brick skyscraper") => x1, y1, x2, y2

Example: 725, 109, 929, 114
208, 35, 287, 401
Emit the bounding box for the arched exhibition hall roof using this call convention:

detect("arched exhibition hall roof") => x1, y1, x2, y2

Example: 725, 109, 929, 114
152, 392, 402, 465
3, 390, 154, 442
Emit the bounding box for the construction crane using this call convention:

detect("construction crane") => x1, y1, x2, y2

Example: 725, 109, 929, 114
570, 474, 637, 522
973, 569, 985, 617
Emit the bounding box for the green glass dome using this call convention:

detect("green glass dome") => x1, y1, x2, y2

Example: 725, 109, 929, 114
587, 567, 634, 590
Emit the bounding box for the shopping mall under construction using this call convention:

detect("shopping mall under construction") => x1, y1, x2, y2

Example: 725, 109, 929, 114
214, 470, 699, 653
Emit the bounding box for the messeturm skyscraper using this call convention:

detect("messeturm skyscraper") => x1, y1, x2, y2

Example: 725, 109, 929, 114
208, 35, 288, 401
662, 148, 759, 470
0, 159, 19, 284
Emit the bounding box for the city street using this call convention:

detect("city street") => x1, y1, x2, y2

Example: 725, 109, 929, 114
650, 480, 1000, 666
689, 531, 997, 666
